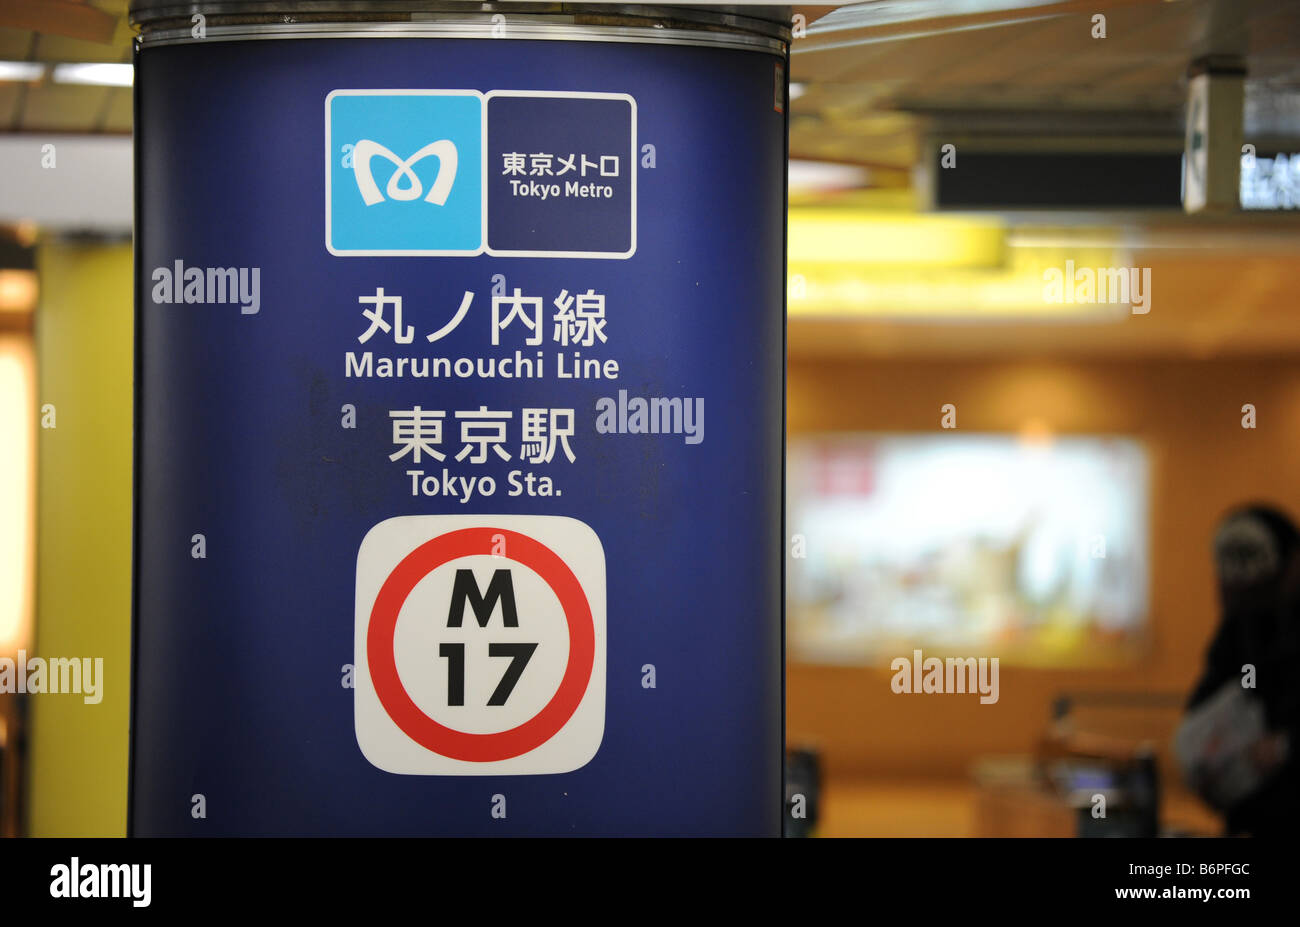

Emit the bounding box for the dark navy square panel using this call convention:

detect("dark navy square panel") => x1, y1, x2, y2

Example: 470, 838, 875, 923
486, 93, 635, 257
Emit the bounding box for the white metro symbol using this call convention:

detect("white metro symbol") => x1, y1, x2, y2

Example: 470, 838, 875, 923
352, 139, 458, 206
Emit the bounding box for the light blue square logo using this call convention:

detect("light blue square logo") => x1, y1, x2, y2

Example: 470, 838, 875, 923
327, 90, 484, 255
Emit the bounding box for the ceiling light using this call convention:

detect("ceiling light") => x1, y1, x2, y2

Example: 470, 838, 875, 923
51, 63, 133, 87
0, 62, 44, 82
789, 160, 870, 194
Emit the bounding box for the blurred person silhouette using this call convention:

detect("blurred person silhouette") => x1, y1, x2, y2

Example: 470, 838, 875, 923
1177, 505, 1300, 836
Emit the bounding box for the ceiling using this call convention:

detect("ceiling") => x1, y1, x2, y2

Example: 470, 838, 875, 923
791, 0, 1300, 171
0, 0, 131, 133
783, 0, 1300, 358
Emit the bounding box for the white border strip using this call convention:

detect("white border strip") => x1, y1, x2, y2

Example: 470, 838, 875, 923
138, 21, 786, 56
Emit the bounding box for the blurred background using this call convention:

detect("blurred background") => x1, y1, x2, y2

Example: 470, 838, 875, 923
3, 0, 1300, 837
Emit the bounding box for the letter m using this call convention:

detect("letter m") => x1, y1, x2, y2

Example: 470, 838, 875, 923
1100, 267, 1129, 304
352, 139, 458, 206
447, 569, 518, 628
50, 657, 81, 693
101, 864, 129, 898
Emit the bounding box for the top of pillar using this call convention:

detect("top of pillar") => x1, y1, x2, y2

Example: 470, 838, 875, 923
129, 2, 796, 42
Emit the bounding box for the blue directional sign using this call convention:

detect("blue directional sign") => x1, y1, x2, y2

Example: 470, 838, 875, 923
133, 34, 785, 837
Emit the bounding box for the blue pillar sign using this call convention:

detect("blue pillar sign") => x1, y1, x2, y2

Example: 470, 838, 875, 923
129, 5, 787, 836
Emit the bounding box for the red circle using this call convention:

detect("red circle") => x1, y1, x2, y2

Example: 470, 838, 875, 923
367, 527, 594, 762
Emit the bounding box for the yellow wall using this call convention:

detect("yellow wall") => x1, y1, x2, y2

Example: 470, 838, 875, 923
27, 240, 132, 836
787, 355, 1300, 779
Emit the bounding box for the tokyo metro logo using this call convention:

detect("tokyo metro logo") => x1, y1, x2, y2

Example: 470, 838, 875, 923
326, 90, 484, 255
352, 140, 459, 206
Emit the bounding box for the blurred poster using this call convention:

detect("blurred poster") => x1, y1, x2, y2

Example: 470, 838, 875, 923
788, 434, 1149, 666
